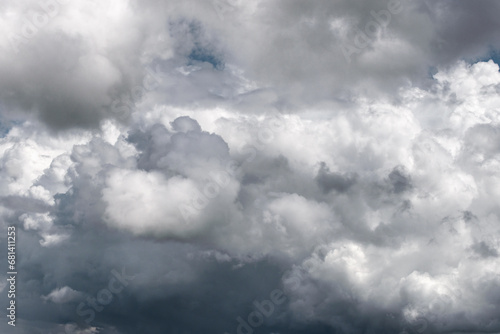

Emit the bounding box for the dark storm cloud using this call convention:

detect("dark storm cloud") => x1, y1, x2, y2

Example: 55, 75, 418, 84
471, 241, 498, 258
0, 25, 141, 130
0, 196, 52, 213
387, 166, 412, 194
2, 0, 500, 130
1, 0, 500, 334
0, 1, 229, 130
226, 0, 500, 105
419, 0, 500, 64
315, 162, 357, 193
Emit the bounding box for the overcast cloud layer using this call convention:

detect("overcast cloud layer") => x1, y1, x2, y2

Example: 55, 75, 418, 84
0, 1, 500, 333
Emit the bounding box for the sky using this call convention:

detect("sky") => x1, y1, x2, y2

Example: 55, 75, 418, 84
0, 0, 500, 333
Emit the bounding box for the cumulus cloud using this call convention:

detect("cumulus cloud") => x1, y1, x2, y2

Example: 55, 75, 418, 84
42, 286, 83, 304
1, 1, 500, 334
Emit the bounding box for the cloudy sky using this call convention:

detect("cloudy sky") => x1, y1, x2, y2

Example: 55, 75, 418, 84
0, 0, 500, 333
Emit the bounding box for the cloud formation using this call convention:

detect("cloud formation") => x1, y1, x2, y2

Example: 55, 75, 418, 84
0, 1, 500, 333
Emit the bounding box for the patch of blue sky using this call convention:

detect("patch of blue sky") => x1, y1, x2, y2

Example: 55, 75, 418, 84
188, 47, 225, 70
466, 45, 500, 68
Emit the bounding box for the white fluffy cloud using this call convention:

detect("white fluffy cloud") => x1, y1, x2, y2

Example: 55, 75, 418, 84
1, 1, 500, 333
3, 60, 500, 331
42, 286, 83, 304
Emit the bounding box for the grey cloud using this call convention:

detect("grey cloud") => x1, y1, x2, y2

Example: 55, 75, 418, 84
315, 162, 357, 193
387, 165, 412, 194
2, 0, 500, 130
471, 241, 498, 258
420, 1, 500, 64
1, 1, 500, 334
171, 116, 202, 133
128, 117, 230, 176
0, 196, 52, 213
